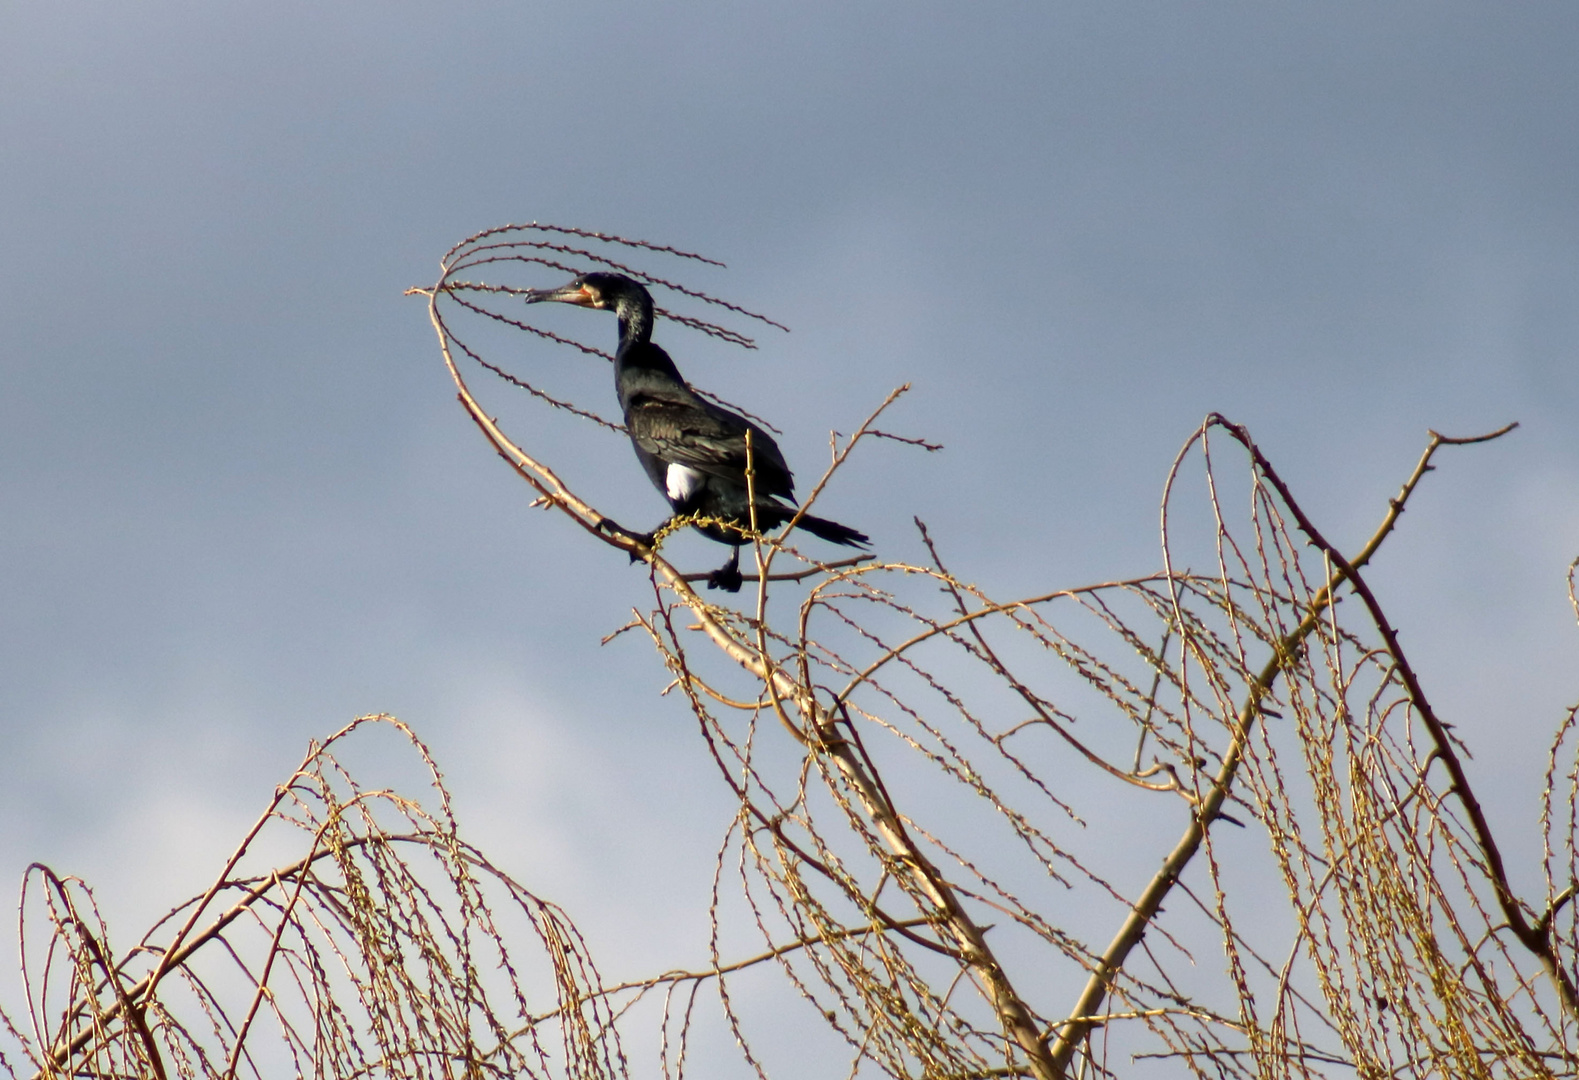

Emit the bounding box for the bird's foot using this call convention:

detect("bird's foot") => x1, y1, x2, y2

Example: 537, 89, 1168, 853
706, 551, 744, 593
597, 518, 656, 562
706, 564, 745, 593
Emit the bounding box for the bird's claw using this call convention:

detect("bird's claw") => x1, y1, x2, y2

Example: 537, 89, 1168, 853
706, 564, 745, 593
597, 518, 656, 562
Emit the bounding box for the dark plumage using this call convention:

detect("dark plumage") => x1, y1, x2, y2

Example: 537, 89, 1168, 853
525, 271, 869, 591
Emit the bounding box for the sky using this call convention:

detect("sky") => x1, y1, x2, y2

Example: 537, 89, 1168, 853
1, 1, 1576, 1074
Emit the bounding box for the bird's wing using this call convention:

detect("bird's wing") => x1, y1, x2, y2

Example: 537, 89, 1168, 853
627, 393, 796, 498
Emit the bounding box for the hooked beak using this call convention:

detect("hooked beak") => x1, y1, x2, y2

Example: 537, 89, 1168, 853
524, 279, 598, 307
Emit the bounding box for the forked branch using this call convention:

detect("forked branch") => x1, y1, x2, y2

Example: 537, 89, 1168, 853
414, 226, 1567, 1079
417, 260, 1062, 1080
1048, 416, 1524, 1073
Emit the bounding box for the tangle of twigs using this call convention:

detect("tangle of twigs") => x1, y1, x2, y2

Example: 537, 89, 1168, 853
1, 716, 625, 1080
408, 225, 1579, 1079
412, 222, 792, 436
9, 223, 1574, 1080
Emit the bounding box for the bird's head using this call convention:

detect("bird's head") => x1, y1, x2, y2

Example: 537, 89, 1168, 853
525, 271, 651, 314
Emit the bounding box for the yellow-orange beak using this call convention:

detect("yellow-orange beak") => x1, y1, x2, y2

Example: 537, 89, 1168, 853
525, 279, 598, 307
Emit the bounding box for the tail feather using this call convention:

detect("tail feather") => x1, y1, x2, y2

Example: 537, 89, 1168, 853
792, 513, 870, 548
743, 500, 871, 548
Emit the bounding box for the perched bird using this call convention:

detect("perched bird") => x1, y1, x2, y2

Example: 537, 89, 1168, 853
525, 271, 869, 591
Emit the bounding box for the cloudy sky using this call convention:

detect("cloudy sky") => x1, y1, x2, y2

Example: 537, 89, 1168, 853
1, 1, 1576, 1073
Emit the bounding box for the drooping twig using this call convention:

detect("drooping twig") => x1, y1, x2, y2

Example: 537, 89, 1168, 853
1047, 416, 1522, 1072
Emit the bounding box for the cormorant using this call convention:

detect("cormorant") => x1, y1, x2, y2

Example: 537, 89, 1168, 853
525, 271, 869, 591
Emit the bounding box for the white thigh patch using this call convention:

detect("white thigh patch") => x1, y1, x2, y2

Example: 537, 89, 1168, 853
665, 463, 706, 502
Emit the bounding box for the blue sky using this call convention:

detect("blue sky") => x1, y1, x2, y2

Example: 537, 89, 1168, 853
1, 2, 1576, 1073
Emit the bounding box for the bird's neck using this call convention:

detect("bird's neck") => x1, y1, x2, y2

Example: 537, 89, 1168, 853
615, 340, 686, 406
614, 301, 652, 350
611, 296, 684, 407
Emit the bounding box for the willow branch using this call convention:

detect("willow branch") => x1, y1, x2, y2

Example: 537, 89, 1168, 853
1047, 416, 1520, 1074
1215, 418, 1576, 1017
418, 281, 1061, 1080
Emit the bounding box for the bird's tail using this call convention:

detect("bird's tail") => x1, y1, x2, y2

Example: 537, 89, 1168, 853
791, 513, 870, 548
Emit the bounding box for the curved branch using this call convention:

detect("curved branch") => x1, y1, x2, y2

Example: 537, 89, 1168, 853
1047, 416, 1520, 1073
420, 272, 1062, 1080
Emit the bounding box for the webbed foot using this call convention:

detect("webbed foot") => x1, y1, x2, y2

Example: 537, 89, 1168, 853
597, 518, 656, 562
706, 551, 744, 593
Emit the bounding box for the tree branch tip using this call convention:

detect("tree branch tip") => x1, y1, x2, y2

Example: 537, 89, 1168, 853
599, 620, 642, 646
1430, 420, 1520, 445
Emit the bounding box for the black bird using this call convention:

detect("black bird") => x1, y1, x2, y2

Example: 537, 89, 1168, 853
525, 271, 869, 591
